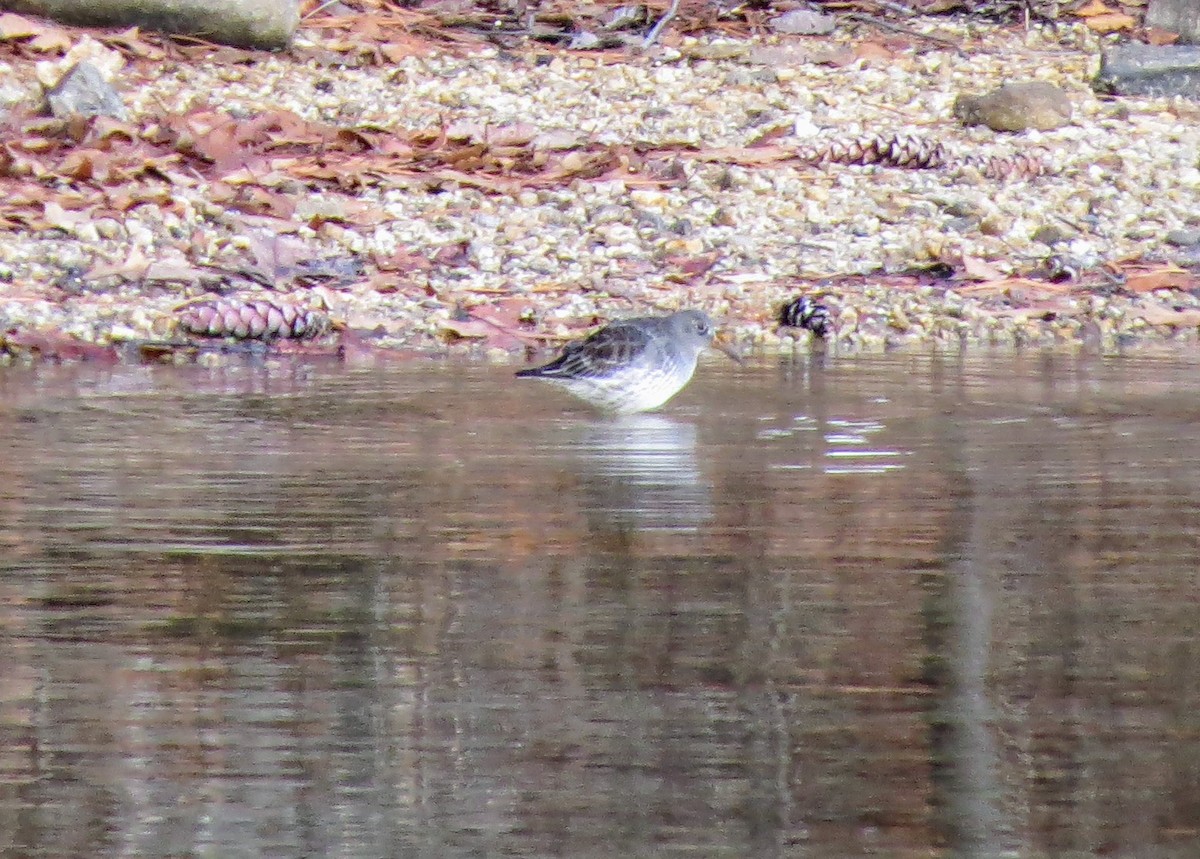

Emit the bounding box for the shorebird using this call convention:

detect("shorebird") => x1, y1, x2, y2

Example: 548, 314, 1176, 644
516, 310, 722, 414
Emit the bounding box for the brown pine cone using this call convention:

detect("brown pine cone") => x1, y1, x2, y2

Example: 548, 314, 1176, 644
960, 152, 1050, 181
796, 134, 949, 171
177, 298, 332, 341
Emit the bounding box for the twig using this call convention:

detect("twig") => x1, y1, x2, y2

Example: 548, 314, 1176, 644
869, 0, 918, 15
642, 0, 681, 49
842, 12, 963, 52
303, 0, 348, 20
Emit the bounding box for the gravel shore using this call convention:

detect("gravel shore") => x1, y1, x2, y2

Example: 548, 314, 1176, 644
2, 16, 1200, 363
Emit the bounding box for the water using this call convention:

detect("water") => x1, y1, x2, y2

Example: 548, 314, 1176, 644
0, 352, 1198, 858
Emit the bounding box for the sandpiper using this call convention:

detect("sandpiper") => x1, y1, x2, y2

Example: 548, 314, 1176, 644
516, 310, 720, 414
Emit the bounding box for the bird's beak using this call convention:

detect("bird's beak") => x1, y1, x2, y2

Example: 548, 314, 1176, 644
712, 330, 744, 364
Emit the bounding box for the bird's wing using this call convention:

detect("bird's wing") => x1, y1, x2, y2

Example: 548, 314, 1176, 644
535, 321, 656, 378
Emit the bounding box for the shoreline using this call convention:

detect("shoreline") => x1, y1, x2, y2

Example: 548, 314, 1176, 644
2, 17, 1199, 364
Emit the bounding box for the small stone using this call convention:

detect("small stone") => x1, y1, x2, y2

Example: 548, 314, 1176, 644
953, 82, 1073, 132
769, 9, 837, 36
94, 218, 124, 239
1165, 228, 1200, 247
629, 189, 669, 211
44, 62, 127, 121
1031, 224, 1073, 246
662, 238, 704, 254
601, 4, 646, 30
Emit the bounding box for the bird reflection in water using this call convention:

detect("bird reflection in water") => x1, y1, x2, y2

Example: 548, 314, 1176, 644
567, 414, 711, 534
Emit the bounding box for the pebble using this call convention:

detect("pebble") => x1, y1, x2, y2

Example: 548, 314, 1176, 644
1166, 228, 1200, 247
0, 23, 1197, 358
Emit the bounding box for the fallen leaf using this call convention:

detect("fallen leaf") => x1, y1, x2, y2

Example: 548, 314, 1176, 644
666, 252, 720, 277
374, 249, 433, 272
42, 200, 91, 232
1086, 12, 1136, 32
142, 261, 212, 285
3, 328, 116, 361
1144, 26, 1180, 45
1075, 0, 1114, 15
682, 145, 793, 166
855, 40, 901, 63
100, 27, 166, 60
1124, 267, 1191, 293
746, 125, 792, 147
956, 277, 1048, 297
86, 247, 151, 281
438, 316, 491, 339
430, 240, 471, 266
961, 255, 1007, 281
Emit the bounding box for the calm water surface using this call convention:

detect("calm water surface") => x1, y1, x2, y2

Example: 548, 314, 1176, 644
0, 352, 1198, 858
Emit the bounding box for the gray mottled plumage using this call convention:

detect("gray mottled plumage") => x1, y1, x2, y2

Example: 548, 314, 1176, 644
516, 310, 716, 414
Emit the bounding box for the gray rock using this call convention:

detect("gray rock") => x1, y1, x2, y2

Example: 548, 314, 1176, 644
601, 4, 646, 31
953, 81, 1073, 132
1096, 43, 1200, 98
1165, 227, 1200, 247
1146, 0, 1200, 45
769, 9, 837, 36
3, 0, 298, 50
44, 61, 127, 121
1031, 224, 1074, 246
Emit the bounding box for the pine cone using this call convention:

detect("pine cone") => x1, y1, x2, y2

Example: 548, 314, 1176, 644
793, 133, 1052, 180
779, 296, 832, 337
177, 298, 332, 341
960, 152, 1050, 181
796, 134, 949, 171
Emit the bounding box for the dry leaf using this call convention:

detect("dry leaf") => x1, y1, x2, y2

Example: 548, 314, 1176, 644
438, 316, 491, 339
1144, 27, 1180, 46
961, 255, 1007, 281
86, 246, 151, 281
1124, 268, 1191, 293
41, 200, 90, 232
666, 252, 720, 277
374, 249, 433, 273
854, 41, 899, 63
1075, 0, 1114, 16
101, 27, 166, 60
1086, 12, 1136, 32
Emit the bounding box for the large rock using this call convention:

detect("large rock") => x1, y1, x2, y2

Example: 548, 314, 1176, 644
953, 82, 1073, 132
1096, 43, 1200, 99
1146, 0, 1200, 44
1, 0, 299, 50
